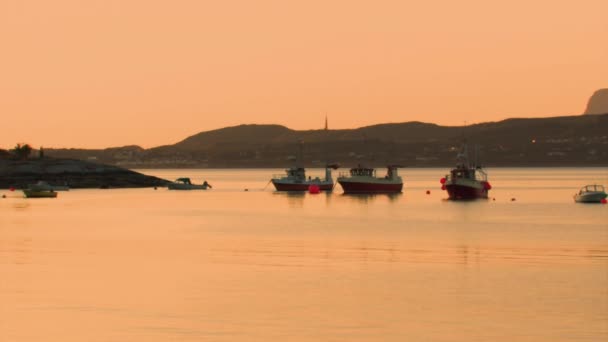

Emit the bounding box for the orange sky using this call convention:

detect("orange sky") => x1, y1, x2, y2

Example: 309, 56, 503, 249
1, 0, 606, 149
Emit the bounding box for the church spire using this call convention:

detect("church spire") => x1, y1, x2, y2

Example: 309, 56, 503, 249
324, 115, 328, 131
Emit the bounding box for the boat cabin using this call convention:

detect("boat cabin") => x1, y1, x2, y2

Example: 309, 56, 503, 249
342, 165, 400, 180
349, 167, 376, 177
385, 165, 400, 180
286, 167, 306, 181
175, 178, 193, 185
448, 166, 487, 182
579, 184, 605, 194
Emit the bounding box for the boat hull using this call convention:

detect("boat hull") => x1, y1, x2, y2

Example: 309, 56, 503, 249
338, 180, 403, 194
272, 180, 333, 192
574, 192, 607, 203
168, 184, 208, 190
445, 184, 488, 200
23, 190, 58, 198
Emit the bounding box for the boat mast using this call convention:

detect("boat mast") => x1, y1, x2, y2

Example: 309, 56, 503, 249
456, 141, 470, 168
323, 115, 332, 181
297, 139, 304, 168
456, 120, 471, 168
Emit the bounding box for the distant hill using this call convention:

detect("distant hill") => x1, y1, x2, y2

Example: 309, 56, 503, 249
584, 89, 608, 115
45, 114, 608, 167
173, 124, 294, 150
164, 122, 454, 148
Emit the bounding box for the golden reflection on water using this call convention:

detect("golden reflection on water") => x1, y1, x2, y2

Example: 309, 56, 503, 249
1, 168, 607, 341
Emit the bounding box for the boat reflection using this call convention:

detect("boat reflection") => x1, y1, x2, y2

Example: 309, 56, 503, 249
272, 190, 336, 208
273, 191, 306, 208
11, 202, 31, 211
340, 192, 402, 204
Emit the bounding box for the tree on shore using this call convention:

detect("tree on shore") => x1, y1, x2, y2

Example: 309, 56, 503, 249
12, 143, 33, 160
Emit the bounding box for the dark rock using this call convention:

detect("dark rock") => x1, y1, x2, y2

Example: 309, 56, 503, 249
0, 158, 170, 189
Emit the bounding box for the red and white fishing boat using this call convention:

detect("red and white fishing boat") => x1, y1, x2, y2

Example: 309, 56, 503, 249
271, 165, 336, 191
440, 143, 491, 200
337, 165, 403, 194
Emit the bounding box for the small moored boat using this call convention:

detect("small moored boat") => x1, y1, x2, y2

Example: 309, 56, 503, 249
574, 185, 607, 203
23, 189, 58, 198
168, 178, 211, 190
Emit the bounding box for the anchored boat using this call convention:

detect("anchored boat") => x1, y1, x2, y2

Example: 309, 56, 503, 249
271, 140, 337, 192
23, 189, 57, 198
574, 184, 607, 203
271, 165, 337, 191
441, 143, 491, 200
337, 165, 403, 194
168, 178, 211, 190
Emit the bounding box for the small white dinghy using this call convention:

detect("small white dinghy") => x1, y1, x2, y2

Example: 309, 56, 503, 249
168, 178, 211, 190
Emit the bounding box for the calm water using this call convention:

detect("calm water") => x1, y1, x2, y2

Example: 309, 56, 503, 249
1, 168, 607, 342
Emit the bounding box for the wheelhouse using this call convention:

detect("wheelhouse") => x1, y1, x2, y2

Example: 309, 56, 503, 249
446, 166, 487, 182
579, 184, 605, 193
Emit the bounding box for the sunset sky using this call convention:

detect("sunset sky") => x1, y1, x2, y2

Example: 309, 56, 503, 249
1, 0, 606, 148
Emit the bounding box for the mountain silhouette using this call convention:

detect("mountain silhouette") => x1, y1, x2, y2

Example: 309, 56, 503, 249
44, 114, 608, 167
584, 89, 608, 115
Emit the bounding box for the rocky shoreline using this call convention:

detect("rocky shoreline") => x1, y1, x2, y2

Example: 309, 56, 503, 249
0, 157, 170, 189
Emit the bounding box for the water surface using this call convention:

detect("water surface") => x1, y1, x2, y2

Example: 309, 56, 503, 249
1, 168, 607, 341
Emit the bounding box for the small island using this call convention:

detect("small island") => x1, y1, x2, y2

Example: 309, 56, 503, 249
0, 144, 170, 189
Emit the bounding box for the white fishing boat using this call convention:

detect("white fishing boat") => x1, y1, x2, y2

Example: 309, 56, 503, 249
270, 140, 337, 192
271, 165, 336, 191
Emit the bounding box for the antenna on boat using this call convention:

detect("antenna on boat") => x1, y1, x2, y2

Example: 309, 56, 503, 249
363, 132, 375, 167
456, 142, 468, 168
456, 119, 470, 168
474, 145, 479, 168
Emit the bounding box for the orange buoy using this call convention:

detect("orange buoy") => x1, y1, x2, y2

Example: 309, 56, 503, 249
426, 190, 431, 195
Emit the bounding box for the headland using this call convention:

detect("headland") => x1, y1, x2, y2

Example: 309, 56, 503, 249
0, 157, 169, 189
